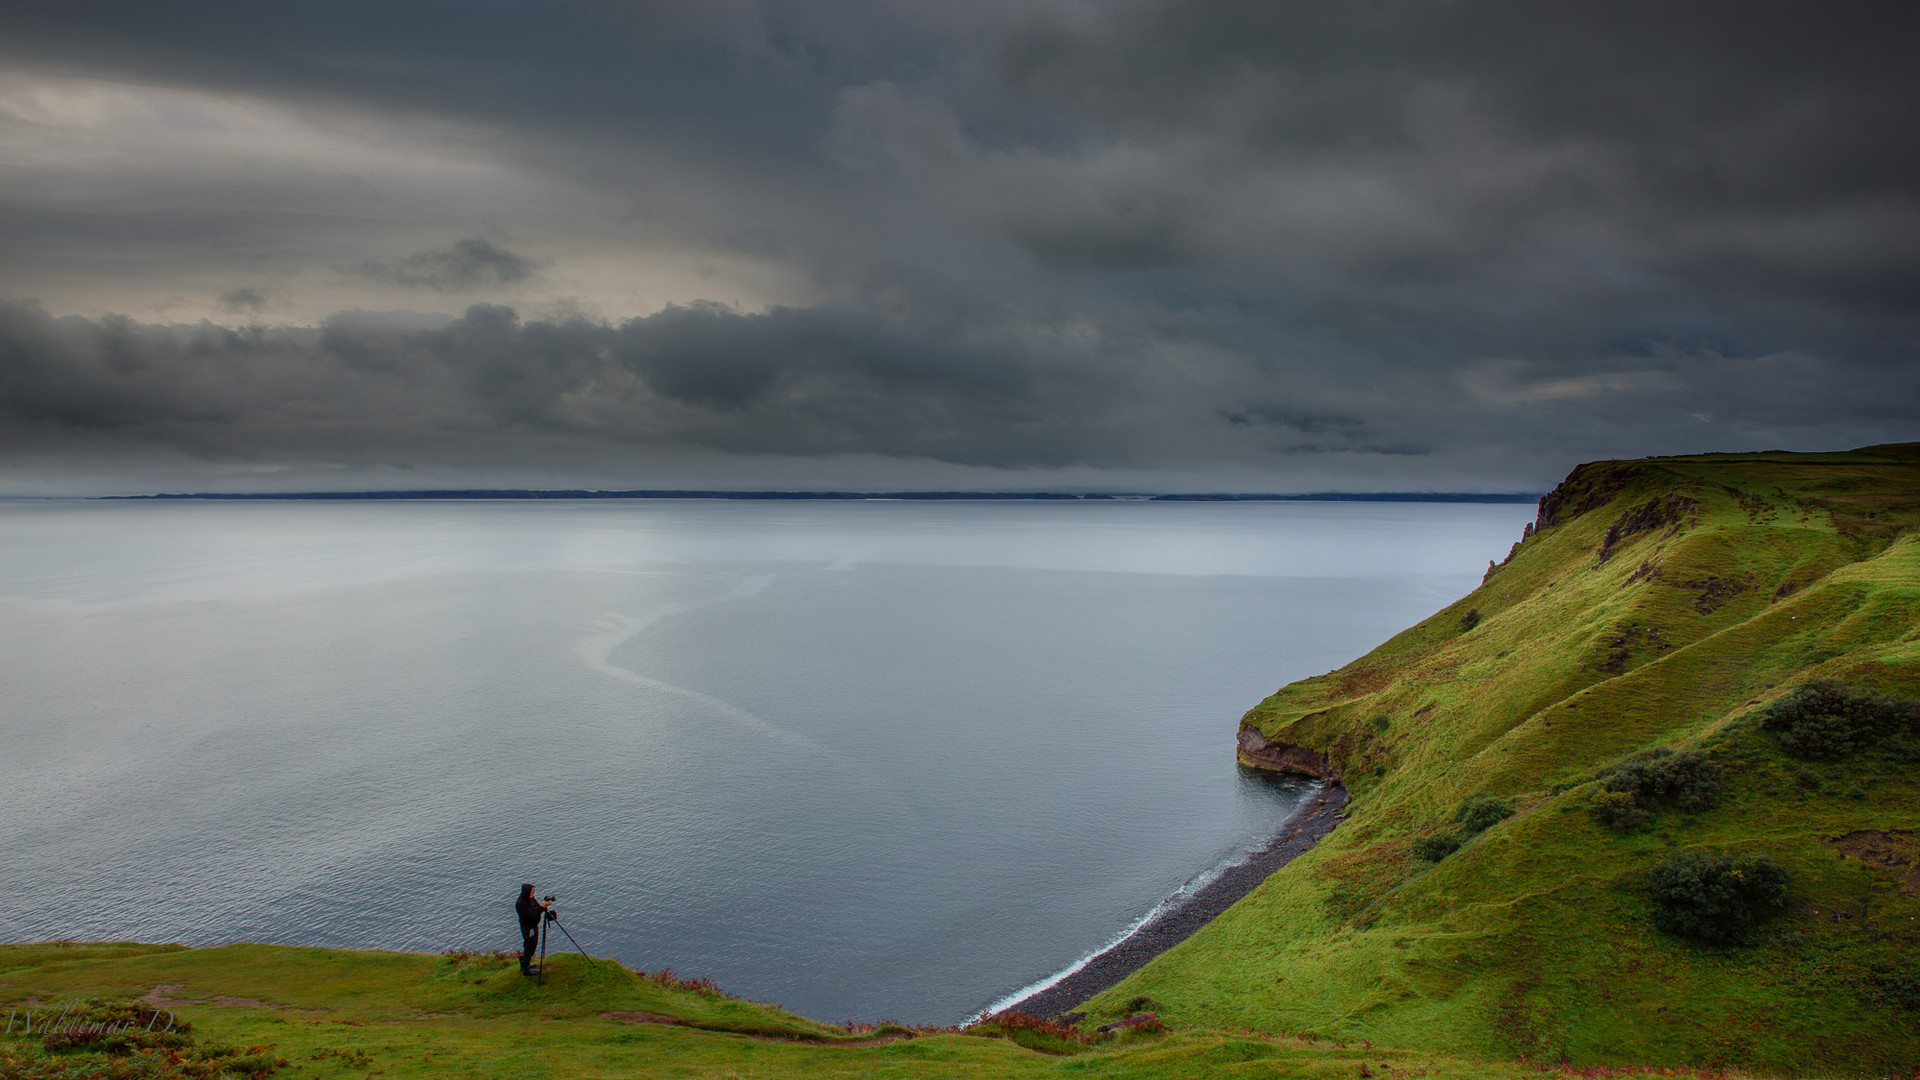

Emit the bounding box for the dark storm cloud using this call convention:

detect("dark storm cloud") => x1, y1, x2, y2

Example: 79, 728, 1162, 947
351, 239, 545, 292
0, 0, 1914, 490
218, 287, 269, 313
1221, 405, 1366, 437
6, 292, 1912, 489
0, 297, 1132, 469
984, 1, 1920, 299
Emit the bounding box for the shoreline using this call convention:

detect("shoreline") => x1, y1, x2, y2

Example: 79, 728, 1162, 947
997, 780, 1347, 1022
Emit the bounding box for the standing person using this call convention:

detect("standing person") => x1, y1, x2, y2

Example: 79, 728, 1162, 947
516, 884, 551, 976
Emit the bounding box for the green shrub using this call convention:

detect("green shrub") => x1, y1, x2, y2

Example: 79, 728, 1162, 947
1411, 831, 1461, 861
1599, 747, 1724, 812
1646, 851, 1790, 943
1759, 679, 1920, 759
1412, 795, 1515, 862
1588, 789, 1651, 831
1452, 794, 1515, 835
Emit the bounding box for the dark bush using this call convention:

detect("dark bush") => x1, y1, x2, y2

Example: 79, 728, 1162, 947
1411, 832, 1462, 861
1453, 794, 1515, 835
1647, 851, 1790, 943
1759, 679, 1920, 760
1871, 969, 1920, 1011
1588, 789, 1651, 831
1458, 608, 1482, 632
1601, 747, 1724, 812
1886, 732, 1920, 762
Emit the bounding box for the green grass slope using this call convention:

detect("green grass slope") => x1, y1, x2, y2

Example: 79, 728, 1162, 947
0, 941, 1680, 1079
1083, 444, 1920, 1078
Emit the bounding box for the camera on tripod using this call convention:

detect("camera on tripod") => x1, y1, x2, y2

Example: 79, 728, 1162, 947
524, 889, 593, 985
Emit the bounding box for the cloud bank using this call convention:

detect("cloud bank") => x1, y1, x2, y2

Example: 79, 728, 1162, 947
0, 1, 1913, 493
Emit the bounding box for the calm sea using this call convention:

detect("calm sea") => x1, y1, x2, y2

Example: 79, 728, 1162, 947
0, 498, 1531, 1024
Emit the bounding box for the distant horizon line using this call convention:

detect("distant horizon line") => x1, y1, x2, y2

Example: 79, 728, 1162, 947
100, 489, 1545, 503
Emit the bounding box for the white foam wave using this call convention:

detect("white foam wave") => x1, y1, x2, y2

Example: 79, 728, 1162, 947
578, 574, 814, 748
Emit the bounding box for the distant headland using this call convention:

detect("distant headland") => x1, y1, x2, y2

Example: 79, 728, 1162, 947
106, 489, 1543, 503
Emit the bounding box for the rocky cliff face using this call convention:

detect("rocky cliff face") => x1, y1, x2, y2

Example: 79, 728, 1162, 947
1235, 727, 1340, 780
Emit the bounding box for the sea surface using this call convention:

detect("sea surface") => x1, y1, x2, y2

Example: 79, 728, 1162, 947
0, 498, 1532, 1024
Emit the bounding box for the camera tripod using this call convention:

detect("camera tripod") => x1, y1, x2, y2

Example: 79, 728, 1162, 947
536, 897, 597, 987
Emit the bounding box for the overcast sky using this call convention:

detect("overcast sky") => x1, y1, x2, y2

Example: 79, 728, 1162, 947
0, 1, 1914, 494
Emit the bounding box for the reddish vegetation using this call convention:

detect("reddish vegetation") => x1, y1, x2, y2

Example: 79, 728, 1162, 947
645, 969, 728, 996
982, 1010, 1109, 1044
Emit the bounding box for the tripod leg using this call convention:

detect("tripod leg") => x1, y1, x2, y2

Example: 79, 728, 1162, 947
551, 918, 595, 964
538, 918, 548, 986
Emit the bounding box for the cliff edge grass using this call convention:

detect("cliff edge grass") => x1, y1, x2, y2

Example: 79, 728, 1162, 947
1081, 443, 1920, 1078
1, 941, 1686, 1079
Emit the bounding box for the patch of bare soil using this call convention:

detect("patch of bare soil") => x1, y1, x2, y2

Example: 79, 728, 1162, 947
140, 985, 293, 1009
140, 985, 204, 1008
599, 1011, 922, 1047
1672, 572, 1756, 614
602, 1010, 682, 1025
1827, 830, 1920, 897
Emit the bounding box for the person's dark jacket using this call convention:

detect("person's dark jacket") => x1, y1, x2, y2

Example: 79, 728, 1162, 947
516, 893, 545, 931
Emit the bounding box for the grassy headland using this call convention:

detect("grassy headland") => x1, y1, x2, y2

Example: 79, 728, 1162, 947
1079, 444, 1920, 1077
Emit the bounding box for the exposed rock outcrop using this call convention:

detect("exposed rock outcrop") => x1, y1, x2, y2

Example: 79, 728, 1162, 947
1535, 461, 1643, 531
1236, 727, 1342, 780
1596, 494, 1699, 562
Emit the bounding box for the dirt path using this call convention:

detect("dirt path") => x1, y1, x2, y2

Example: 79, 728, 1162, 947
1000, 781, 1347, 1021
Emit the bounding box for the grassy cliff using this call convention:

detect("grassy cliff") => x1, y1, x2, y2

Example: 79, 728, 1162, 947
1081, 444, 1920, 1077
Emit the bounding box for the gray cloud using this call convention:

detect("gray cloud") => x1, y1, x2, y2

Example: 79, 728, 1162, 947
218, 287, 269, 313
1221, 406, 1367, 437
0, 297, 1114, 469
4, 292, 1911, 494
352, 239, 545, 292
0, 1, 1913, 492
